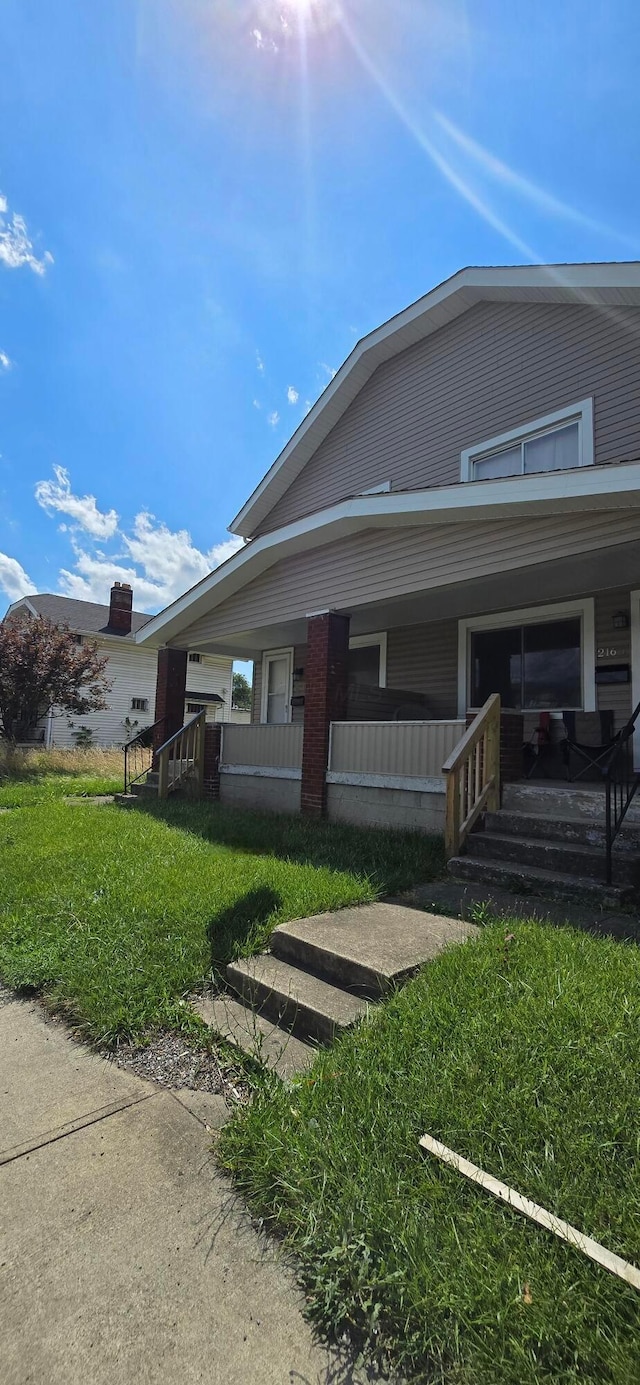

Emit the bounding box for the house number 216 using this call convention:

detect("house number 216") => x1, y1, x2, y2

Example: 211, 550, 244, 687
597, 647, 618, 658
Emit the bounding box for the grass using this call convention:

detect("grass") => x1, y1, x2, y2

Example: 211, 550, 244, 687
0, 746, 123, 806
0, 786, 442, 1043
219, 922, 640, 1384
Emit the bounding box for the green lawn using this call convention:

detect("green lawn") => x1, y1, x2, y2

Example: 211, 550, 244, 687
0, 782, 442, 1043
220, 922, 640, 1385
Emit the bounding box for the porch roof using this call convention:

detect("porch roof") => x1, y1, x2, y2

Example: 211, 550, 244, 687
136, 461, 640, 652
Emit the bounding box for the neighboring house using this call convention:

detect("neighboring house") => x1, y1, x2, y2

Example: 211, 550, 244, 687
136, 263, 640, 826
6, 584, 234, 747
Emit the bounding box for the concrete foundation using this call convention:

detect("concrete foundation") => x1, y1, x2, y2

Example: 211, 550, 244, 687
220, 771, 301, 815
326, 781, 445, 833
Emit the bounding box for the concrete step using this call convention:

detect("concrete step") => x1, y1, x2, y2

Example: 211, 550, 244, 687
467, 830, 640, 886
226, 955, 369, 1045
128, 779, 158, 796
271, 903, 476, 996
484, 810, 640, 852
194, 993, 315, 1079
145, 771, 159, 787
448, 854, 631, 909
502, 782, 640, 823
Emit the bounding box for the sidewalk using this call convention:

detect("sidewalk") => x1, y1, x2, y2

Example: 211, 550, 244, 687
0, 988, 367, 1384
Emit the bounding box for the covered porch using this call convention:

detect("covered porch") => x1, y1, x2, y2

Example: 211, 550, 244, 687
144, 533, 640, 847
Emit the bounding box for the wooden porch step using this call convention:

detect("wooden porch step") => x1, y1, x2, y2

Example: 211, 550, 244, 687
448, 854, 632, 909
226, 955, 369, 1046
467, 829, 640, 886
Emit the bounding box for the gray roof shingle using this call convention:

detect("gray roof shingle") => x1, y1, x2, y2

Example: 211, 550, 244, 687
18, 593, 151, 639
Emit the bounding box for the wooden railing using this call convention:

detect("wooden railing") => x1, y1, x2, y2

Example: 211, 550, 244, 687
156, 710, 206, 800
442, 695, 501, 858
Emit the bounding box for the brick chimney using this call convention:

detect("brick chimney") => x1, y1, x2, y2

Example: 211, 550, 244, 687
108, 582, 133, 634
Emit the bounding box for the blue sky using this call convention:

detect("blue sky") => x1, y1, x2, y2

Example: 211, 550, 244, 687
1, 0, 640, 622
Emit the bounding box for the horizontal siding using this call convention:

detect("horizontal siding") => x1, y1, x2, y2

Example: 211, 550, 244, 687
179, 511, 640, 645
329, 720, 464, 777
49, 644, 233, 749
256, 301, 640, 533
387, 620, 458, 718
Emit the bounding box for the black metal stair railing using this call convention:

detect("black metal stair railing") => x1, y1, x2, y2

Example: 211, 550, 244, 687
123, 717, 166, 794
605, 699, 640, 885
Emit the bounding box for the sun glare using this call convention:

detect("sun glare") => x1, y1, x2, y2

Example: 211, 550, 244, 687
256, 0, 340, 40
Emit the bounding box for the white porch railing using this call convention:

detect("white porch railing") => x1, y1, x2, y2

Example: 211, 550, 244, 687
328, 719, 465, 782
220, 722, 303, 772
442, 695, 501, 857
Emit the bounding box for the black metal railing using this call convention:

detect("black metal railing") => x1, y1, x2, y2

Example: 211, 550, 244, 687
123, 717, 166, 794
605, 700, 640, 884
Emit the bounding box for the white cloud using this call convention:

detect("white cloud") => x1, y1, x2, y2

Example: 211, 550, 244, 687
287, 385, 299, 404
55, 513, 243, 612
256, 351, 265, 373
267, 410, 280, 427
0, 351, 12, 371
35, 466, 119, 540
320, 362, 337, 381
0, 552, 36, 602
0, 194, 53, 275
253, 398, 261, 410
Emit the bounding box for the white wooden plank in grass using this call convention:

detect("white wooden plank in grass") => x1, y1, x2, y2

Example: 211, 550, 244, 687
419, 1134, 640, 1292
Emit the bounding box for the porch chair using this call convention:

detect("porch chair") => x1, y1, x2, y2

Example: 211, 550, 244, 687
524, 711, 556, 779
560, 709, 622, 782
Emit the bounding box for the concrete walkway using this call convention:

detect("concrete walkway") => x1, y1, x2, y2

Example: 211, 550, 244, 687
0, 989, 371, 1384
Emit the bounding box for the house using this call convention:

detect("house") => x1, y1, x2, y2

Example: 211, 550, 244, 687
135, 263, 640, 846
6, 584, 234, 748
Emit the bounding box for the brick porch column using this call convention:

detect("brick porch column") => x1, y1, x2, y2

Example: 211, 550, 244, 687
153, 648, 188, 757
301, 611, 350, 817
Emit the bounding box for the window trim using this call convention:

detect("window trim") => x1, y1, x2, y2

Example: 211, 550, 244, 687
460, 398, 594, 483
260, 647, 294, 723
457, 600, 596, 716
131, 696, 149, 712
348, 632, 388, 688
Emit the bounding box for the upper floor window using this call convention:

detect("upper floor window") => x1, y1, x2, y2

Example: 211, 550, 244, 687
461, 399, 593, 483
188, 652, 202, 663
131, 697, 148, 712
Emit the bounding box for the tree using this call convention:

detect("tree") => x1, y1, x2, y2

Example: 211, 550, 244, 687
0, 613, 112, 742
232, 670, 252, 711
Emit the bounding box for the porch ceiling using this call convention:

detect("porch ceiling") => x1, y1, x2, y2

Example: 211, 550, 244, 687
190, 537, 640, 658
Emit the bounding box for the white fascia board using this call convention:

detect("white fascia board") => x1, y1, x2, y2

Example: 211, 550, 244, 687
136, 461, 640, 649
5, 597, 39, 618
230, 263, 640, 537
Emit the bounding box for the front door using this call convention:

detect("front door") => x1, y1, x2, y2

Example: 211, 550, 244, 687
263, 651, 292, 724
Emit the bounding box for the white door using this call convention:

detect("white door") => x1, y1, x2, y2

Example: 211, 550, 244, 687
263, 651, 292, 723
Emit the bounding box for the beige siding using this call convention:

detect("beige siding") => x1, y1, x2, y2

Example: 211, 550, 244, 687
329, 720, 464, 778
221, 722, 303, 769
257, 301, 640, 534
387, 620, 458, 718
179, 511, 640, 646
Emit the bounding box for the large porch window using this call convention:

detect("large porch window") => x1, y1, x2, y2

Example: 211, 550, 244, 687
470, 619, 581, 710
458, 600, 596, 716
348, 632, 387, 688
